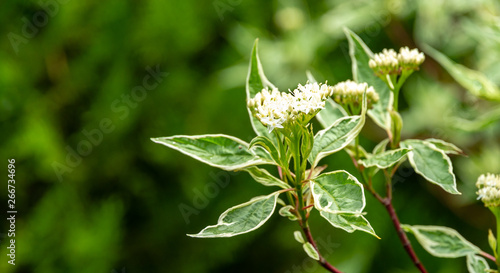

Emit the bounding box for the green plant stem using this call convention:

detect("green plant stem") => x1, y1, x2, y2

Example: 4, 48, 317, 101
355, 137, 360, 161
293, 135, 307, 223
290, 130, 343, 273
392, 89, 399, 112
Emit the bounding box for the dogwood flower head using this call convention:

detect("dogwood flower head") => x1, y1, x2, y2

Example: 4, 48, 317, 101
476, 173, 500, 207
369, 49, 399, 76
247, 83, 330, 132
369, 47, 425, 77
329, 80, 379, 110
398, 47, 425, 71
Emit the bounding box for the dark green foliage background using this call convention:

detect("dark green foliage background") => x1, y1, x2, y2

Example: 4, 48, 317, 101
1, 0, 499, 272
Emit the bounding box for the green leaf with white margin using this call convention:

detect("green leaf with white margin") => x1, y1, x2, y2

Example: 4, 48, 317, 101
294, 231, 305, 243
425, 138, 463, 155
319, 211, 379, 238
345, 28, 392, 131
246, 39, 277, 138
279, 205, 297, 221
310, 170, 365, 214
306, 71, 348, 128
309, 91, 367, 167
310, 170, 378, 237
188, 192, 279, 238
401, 139, 460, 195
373, 138, 390, 154
303, 242, 320, 261
467, 254, 490, 273
241, 166, 289, 189
151, 134, 273, 171
359, 148, 411, 169
402, 225, 480, 258
423, 44, 500, 102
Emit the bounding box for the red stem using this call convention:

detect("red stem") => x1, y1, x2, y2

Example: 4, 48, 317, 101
302, 226, 343, 273
480, 251, 496, 262
383, 199, 428, 273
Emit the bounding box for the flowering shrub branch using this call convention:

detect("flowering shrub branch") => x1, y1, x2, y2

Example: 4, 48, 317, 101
151, 28, 499, 273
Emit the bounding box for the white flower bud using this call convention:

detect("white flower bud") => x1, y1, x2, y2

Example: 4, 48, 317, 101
369, 47, 425, 76
477, 173, 500, 207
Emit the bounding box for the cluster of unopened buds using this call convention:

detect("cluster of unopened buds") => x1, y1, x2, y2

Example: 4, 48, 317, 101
476, 173, 500, 207
330, 80, 379, 109
247, 81, 378, 132
369, 47, 425, 77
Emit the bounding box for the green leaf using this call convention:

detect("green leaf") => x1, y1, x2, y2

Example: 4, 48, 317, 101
241, 166, 289, 189
319, 211, 379, 238
188, 192, 279, 238
345, 28, 392, 131
425, 138, 463, 155
467, 254, 490, 273
488, 229, 497, 258
249, 135, 281, 165
310, 171, 378, 237
310, 170, 365, 214
401, 139, 460, 195
303, 242, 320, 261
309, 92, 367, 167
317, 99, 350, 128
294, 231, 305, 244
151, 134, 273, 171
279, 205, 297, 221
246, 39, 277, 138
373, 138, 390, 154
390, 110, 403, 147
402, 225, 480, 258
423, 44, 500, 102
359, 148, 411, 169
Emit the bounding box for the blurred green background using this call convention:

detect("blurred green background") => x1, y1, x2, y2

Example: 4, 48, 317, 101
1, 0, 499, 272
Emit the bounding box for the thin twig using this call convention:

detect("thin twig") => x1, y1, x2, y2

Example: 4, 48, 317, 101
302, 226, 343, 273
383, 199, 428, 273
480, 251, 496, 263
359, 168, 427, 273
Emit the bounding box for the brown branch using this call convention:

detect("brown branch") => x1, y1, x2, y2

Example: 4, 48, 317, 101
383, 199, 428, 273
361, 169, 428, 273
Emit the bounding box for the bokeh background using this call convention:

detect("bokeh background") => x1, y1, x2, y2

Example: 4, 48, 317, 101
1, 0, 500, 272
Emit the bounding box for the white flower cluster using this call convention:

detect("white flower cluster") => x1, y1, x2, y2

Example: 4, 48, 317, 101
476, 173, 500, 207
247, 83, 330, 132
330, 80, 379, 108
369, 47, 425, 76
